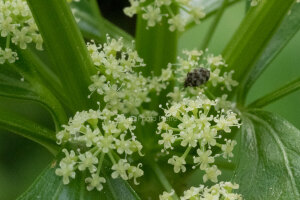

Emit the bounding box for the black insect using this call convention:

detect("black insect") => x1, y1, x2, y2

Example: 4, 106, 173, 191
184, 67, 210, 87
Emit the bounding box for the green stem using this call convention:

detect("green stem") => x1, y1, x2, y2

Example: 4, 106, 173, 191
150, 162, 179, 200
184, 0, 241, 31
221, 0, 295, 98
248, 77, 300, 108
6, 35, 10, 48
200, 0, 229, 50
97, 152, 105, 174
21, 48, 73, 112
26, 0, 94, 111
182, 146, 192, 158
108, 151, 117, 165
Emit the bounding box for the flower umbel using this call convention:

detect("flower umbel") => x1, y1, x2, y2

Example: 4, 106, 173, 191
55, 109, 144, 191
87, 35, 170, 116
157, 95, 240, 183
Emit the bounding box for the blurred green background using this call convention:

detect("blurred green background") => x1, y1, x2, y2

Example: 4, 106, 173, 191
0, 1, 299, 199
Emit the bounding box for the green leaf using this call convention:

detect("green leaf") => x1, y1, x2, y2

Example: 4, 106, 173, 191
0, 53, 68, 129
18, 163, 141, 200
237, 2, 300, 103
248, 77, 300, 108
234, 110, 300, 199
222, 0, 295, 97
0, 110, 57, 155
0, 67, 37, 100
185, 0, 241, 30
26, 0, 95, 111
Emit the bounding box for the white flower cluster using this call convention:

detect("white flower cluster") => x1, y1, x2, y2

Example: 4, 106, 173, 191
159, 182, 242, 200
124, 0, 206, 31
0, 47, 17, 64
157, 95, 240, 183
55, 109, 144, 191
0, 0, 43, 64
87, 36, 171, 115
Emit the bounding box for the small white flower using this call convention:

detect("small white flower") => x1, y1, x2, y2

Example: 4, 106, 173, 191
129, 139, 143, 156
142, 5, 162, 27
165, 103, 181, 117
201, 126, 217, 146
78, 127, 100, 147
194, 149, 215, 170
97, 135, 115, 153
159, 190, 175, 200
221, 140, 237, 159
207, 55, 226, 67
124, 0, 140, 17
127, 163, 144, 185
111, 159, 131, 180
55, 162, 76, 184
78, 151, 98, 173
0, 48, 18, 64
159, 130, 176, 150
115, 134, 132, 155
168, 14, 186, 32
85, 174, 106, 191
223, 71, 239, 91
61, 149, 78, 165
189, 7, 206, 24
11, 27, 33, 49
203, 165, 221, 183
181, 186, 202, 200
168, 156, 186, 173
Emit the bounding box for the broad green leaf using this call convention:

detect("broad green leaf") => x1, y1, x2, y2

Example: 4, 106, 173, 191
26, 0, 94, 111
237, 2, 300, 103
222, 0, 295, 97
0, 110, 57, 155
234, 110, 300, 199
18, 163, 141, 200
0, 52, 68, 129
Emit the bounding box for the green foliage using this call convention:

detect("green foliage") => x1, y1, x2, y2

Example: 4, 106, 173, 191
0, 0, 300, 199
223, 0, 295, 98
238, 2, 300, 104
0, 110, 57, 154
235, 110, 300, 199
26, 0, 94, 111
